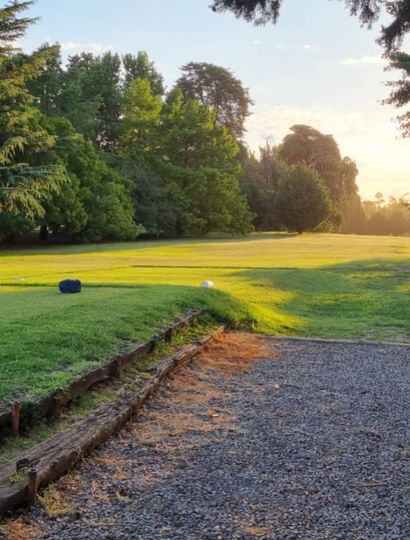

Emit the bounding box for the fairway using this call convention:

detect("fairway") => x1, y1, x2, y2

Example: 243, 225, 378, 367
1, 232, 410, 404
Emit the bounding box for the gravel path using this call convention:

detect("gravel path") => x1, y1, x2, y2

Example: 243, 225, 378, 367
4, 334, 410, 539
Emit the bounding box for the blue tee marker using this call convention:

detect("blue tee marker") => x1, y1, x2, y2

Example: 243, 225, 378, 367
59, 279, 82, 294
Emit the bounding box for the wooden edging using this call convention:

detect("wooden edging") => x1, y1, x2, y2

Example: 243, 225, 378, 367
0, 309, 203, 436
0, 326, 224, 516
263, 334, 410, 348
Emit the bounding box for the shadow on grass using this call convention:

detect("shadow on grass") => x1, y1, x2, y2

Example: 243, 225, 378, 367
226, 257, 410, 342
0, 232, 297, 258
2, 256, 409, 403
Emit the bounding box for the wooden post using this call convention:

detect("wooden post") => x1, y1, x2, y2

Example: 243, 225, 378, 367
27, 467, 38, 506
134, 396, 142, 412
115, 359, 123, 378
11, 402, 20, 437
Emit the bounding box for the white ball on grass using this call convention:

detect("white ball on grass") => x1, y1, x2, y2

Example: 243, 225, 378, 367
201, 281, 215, 288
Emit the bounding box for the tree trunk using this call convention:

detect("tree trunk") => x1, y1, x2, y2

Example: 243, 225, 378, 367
39, 224, 48, 241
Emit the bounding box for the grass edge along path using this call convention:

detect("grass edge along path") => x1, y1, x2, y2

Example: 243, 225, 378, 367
0, 325, 223, 517
0, 317, 218, 468
0, 310, 204, 436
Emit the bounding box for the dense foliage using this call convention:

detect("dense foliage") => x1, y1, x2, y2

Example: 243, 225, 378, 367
275, 163, 332, 234
0, 1, 406, 243
385, 51, 410, 137
176, 62, 252, 139
239, 126, 364, 234
279, 125, 362, 230
0, 1, 253, 242
362, 192, 410, 235
0, 1, 65, 239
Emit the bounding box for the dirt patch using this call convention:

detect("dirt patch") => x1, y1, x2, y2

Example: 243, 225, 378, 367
134, 332, 272, 447
194, 331, 274, 374
1, 518, 44, 540
168, 370, 221, 405
137, 407, 237, 443
38, 486, 75, 518
1, 331, 274, 538
244, 525, 274, 537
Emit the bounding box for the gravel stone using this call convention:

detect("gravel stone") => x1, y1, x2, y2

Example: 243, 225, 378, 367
15, 338, 410, 539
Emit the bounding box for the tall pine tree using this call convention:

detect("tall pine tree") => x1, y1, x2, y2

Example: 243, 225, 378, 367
0, 1, 64, 221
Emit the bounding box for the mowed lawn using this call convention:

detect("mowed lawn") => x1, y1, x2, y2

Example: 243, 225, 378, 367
1, 232, 410, 403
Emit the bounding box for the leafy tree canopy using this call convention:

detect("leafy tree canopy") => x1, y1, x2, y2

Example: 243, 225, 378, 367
385, 51, 410, 136
30, 47, 165, 147
275, 163, 332, 234
176, 62, 252, 139
239, 143, 284, 231
158, 94, 252, 235
0, 0, 37, 54
120, 77, 162, 161
0, 1, 65, 220
123, 51, 164, 95
211, 1, 410, 52
279, 125, 360, 228
37, 116, 138, 242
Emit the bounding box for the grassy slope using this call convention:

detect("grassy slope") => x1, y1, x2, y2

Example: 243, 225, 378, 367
1, 232, 409, 402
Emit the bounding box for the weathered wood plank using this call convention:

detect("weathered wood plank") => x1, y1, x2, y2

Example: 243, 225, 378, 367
0, 309, 203, 436
0, 331, 221, 516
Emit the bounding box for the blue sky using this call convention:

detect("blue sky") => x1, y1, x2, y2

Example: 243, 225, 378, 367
21, 0, 410, 199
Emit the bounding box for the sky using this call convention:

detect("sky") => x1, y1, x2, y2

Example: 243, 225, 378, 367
21, 0, 410, 200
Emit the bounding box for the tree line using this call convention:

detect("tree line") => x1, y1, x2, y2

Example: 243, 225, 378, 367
0, 1, 407, 243
240, 125, 363, 234
361, 193, 410, 235
1, 1, 254, 243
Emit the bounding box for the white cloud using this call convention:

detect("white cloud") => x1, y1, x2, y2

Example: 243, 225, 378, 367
303, 44, 312, 50
60, 41, 112, 54
340, 55, 384, 66
245, 105, 410, 199
246, 106, 368, 142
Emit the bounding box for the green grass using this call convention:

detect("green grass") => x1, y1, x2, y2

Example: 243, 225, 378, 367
1, 232, 410, 403
0, 319, 215, 466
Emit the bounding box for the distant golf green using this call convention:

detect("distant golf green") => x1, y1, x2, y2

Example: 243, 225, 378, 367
1, 232, 409, 403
